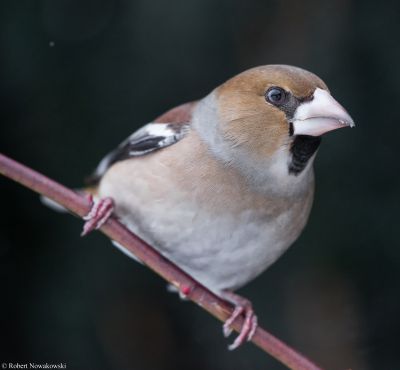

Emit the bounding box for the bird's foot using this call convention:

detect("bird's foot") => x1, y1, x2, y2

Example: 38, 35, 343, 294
221, 291, 258, 351
81, 195, 114, 236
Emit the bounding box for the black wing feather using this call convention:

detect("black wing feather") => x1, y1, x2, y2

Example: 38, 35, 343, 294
86, 123, 189, 185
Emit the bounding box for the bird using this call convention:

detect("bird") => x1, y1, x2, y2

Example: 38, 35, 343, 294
56, 65, 355, 350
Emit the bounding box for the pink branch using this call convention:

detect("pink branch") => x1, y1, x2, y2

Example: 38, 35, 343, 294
0, 152, 323, 370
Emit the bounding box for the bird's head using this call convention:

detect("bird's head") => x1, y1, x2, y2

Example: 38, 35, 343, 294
194, 65, 354, 190
216, 64, 354, 156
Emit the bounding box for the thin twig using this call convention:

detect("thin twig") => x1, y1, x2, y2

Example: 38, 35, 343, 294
0, 152, 323, 370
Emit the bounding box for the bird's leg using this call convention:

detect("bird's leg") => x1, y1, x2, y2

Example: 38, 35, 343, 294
221, 290, 258, 351
81, 195, 114, 236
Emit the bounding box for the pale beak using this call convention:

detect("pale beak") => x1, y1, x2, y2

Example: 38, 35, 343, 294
292, 88, 355, 136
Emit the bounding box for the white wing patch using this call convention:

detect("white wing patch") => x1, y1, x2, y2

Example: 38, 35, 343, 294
135, 123, 175, 138
88, 122, 189, 184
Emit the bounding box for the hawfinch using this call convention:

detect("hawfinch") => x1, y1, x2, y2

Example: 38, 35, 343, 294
73, 65, 355, 349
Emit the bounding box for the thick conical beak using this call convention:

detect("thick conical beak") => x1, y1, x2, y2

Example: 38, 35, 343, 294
292, 88, 355, 136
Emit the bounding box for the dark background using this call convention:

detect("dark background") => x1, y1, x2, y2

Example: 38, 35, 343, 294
0, 1, 399, 369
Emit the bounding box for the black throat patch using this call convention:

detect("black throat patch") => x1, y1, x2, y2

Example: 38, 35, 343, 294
289, 135, 321, 175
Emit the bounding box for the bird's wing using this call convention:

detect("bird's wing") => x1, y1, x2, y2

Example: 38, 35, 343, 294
87, 101, 197, 185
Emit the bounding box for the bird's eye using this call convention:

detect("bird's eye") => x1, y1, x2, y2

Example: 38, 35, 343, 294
265, 87, 287, 106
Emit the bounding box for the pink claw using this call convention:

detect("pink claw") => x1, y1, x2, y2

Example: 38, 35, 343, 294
81, 196, 114, 236
221, 291, 258, 350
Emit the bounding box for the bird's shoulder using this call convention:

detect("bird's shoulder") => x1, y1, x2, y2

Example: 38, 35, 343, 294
87, 101, 198, 184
